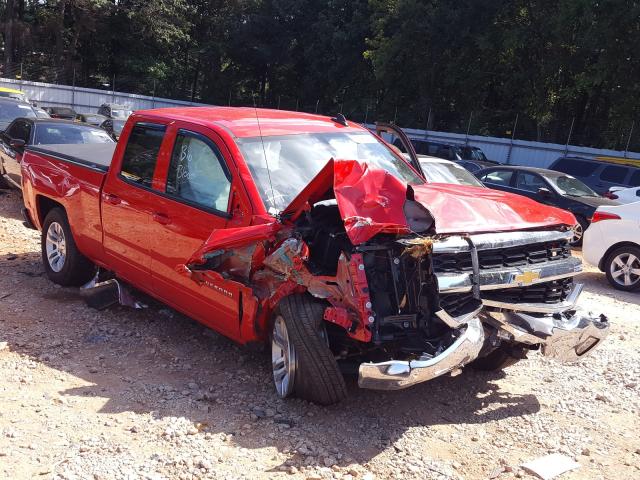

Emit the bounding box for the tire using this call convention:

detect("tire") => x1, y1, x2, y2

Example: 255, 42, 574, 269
604, 245, 640, 291
41, 208, 96, 286
569, 215, 588, 246
271, 295, 347, 405
471, 345, 528, 371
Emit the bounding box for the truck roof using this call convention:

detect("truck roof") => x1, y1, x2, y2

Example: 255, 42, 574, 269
136, 107, 365, 138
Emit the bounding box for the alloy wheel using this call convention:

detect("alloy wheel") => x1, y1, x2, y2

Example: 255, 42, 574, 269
609, 252, 640, 287
45, 221, 67, 273
271, 315, 297, 398
570, 223, 583, 245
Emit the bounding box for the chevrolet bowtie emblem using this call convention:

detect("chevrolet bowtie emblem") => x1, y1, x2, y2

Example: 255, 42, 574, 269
514, 271, 540, 285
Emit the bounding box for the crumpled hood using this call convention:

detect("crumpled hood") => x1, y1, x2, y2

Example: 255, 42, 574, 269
411, 182, 576, 234
284, 159, 576, 244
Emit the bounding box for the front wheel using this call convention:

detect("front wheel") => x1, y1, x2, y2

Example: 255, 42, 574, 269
604, 245, 640, 291
41, 208, 96, 286
569, 215, 588, 246
271, 295, 347, 405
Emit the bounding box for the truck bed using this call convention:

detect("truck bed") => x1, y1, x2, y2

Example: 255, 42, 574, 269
26, 143, 117, 173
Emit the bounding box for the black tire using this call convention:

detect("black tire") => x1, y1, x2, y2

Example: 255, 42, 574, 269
41, 208, 96, 286
569, 215, 589, 246
604, 245, 640, 291
274, 295, 347, 405
471, 345, 528, 371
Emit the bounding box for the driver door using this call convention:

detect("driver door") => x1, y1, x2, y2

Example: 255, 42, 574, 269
514, 172, 556, 205
1, 119, 31, 188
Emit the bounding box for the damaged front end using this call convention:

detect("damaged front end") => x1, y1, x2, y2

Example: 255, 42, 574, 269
180, 158, 609, 393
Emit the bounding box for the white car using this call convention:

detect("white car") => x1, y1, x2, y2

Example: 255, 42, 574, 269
583, 202, 640, 290
607, 186, 640, 204
416, 155, 486, 187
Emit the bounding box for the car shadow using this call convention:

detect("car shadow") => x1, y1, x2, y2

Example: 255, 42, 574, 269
0, 250, 541, 471
0, 187, 26, 222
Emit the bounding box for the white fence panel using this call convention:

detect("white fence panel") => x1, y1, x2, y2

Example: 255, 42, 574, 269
399, 127, 640, 167
3, 76, 639, 167
0, 77, 207, 114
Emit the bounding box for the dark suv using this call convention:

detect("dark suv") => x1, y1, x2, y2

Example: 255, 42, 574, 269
549, 156, 640, 194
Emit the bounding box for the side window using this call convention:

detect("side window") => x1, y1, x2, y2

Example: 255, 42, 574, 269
7, 120, 30, 142
119, 123, 166, 187
629, 170, 640, 187
600, 165, 628, 183
482, 169, 513, 186
516, 172, 546, 192
166, 132, 232, 213
553, 158, 598, 177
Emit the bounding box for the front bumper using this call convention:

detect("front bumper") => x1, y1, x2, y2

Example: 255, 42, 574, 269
358, 317, 485, 390
485, 308, 610, 362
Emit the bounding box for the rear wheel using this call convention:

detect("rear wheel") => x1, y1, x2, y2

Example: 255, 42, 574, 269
271, 295, 347, 405
41, 208, 96, 286
604, 245, 640, 291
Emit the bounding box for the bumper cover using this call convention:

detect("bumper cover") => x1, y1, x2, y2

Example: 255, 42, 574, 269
358, 317, 485, 390
486, 308, 610, 363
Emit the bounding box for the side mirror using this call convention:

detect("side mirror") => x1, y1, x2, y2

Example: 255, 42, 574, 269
9, 139, 26, 150
538, 187, 552, 198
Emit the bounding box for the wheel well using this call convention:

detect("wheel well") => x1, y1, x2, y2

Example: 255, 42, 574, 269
36, 196, 65, 226
598, 241, 640, 271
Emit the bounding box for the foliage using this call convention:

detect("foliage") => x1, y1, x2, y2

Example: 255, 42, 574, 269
1, 0, 639, 149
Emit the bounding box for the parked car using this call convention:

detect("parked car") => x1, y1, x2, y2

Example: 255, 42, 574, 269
100, 118, 125, 140
76, 113, 108, 126
34, 107, 51, 119
0, 87, 30, 104
457, 158, 500, 174
583, 203, 640, 291
417, 155, 486, 187
43, 106, 78, 120
549, 156, 640, 194
476, 165, 618, 245
97, 103, 132, 119
394, 138, 496, 170
0, 119, 114, 189
0, 97, 36, 131
605, 186, 640, 204
19, 108, 608, 405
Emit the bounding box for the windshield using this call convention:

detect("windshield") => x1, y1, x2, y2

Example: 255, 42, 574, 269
111, 109, 131, 119
238, 131, 424, 212
547, 174, 598, 197
34, 123, 114, 145
0, 102, 36, 121
420, 160, 484, 187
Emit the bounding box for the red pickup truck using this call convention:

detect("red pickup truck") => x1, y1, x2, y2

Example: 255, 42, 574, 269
20, 107, 609, 405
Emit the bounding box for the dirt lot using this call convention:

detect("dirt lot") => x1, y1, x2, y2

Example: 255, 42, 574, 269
0, 188, 639, 480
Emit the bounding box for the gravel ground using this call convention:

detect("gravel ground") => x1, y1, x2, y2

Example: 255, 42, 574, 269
0, 188, 639, 480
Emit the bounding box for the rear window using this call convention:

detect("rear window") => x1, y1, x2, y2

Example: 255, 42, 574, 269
52, 108, 75, 115
119, 123, 166, 187
34, 124, 114, 145
629, 170, 640, 187
552, 158, 598, 177
600, 165, 628, 183
481, 169, 513, 186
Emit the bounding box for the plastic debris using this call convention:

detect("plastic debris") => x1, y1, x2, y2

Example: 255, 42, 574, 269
521, 453, 580, 480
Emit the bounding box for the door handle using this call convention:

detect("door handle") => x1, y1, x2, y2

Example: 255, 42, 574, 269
103, 193, 121, 205
152, 212, 171, 225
